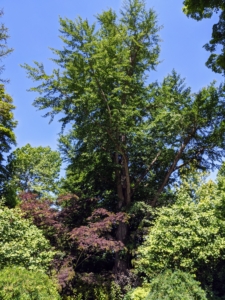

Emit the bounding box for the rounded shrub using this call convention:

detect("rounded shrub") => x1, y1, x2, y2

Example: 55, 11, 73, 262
146, 270, 207, 300
0, 206, 55, 271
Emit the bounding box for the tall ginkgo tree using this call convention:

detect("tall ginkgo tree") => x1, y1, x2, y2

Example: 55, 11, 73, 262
24, 0, 225, 277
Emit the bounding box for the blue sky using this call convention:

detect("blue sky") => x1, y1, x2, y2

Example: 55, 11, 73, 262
1, 0, 223, 176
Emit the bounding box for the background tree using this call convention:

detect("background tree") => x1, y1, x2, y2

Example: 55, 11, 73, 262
183, 0, 225, 74
0, 85, 17, 201
6, 143, 62, 199
0, 10, 17, 204
0, 9, 13, 81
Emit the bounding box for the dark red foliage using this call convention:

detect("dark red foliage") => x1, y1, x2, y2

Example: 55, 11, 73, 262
70, 209, 129, 252
52, 255, 75, 289
19, 192, 130, 292
19, 192, 67, 245
56, 194, 99, 229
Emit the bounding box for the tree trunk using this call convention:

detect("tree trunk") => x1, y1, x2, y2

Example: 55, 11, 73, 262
113, 221, 129, 274
113, 152, 130, 274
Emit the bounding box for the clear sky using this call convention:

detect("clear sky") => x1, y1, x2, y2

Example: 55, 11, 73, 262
1, 0, 223, 159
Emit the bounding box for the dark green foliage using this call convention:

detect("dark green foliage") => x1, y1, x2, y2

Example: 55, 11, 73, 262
0, 266, 60, 299
183, 0, 225, 74
0, 11, 16, 203
0, 85, 17, 202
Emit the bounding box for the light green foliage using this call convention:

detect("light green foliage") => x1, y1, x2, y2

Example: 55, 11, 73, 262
146, 270, 207, 300
183, 0, 225, 74
6, 143, 62, 197
134, 177, 225, 279
0, 205, 55, 270
124, 283, 151, 300
0, 266, 60, 299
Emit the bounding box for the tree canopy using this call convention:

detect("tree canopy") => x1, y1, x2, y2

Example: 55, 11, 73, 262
6, 143, 62, 198
0, 9, 13, 81
0, 85, 17, 197
183, 0, 225, 74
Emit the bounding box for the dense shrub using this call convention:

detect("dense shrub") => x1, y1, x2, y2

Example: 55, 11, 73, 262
0, 266, 60, 299
125, 270, 206, 300
0, 206, 55, 270
134, 195, 225, 279
146, 270, 207, 300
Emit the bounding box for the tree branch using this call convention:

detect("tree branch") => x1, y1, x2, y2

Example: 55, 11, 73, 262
131, 150, 161, 196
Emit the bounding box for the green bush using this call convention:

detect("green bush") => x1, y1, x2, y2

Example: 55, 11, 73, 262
146, 270, 207, 300
125, 270, 206, 300
134, 194, 225, 279
0, 266, 60, 299
0, 206, 55, 270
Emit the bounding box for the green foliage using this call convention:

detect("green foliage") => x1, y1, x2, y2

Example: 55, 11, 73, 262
23, 0, 225, 208
134, 178, 225, 290
146, 270, 207, 300
63, 281, 123, 300
6, 143, 62, 198
23, 0, 162, 207
124, 283, 151, 300
183, 0, 225, 74
0, 205, 55, 271
19, 0, 225, 297
0, 9, 13, 80
0, 85, 17, 199
183, 0, 224, 20
125, 270, 207, 300
0, 266, 60, 299
136, 202, 223, 274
